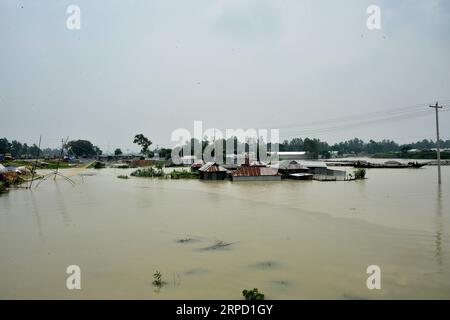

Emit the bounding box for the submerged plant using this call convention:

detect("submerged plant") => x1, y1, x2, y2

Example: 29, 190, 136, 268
117, 175, 128, 179
131, 167, 164, 178
353, 168, 366, 180
152, 270, 164, 287
242, 288, 265, 300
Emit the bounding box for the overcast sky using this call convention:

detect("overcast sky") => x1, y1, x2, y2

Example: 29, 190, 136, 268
1, 0, 449, 152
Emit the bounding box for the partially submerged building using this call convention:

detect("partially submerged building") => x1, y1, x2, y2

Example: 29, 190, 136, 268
271, 160, 347, 181
296, 160, 346, 181
198, 162, 228, 180
231, 166, 281, 181
271, 160, 310, 178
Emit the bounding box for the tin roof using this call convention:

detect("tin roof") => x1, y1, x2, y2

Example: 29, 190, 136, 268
191, 160, 205, 168
231, 166, 279, 177
272, 160, 308, 170
199, 162, 228, 172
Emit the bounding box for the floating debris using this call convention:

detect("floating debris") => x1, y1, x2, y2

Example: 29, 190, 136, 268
251, 260, 280, 270
79, 173, 96, 177
176, 237, 199, 244
198, 240, 235, 251
269, 280, 293, 287
183, 268, 208, 276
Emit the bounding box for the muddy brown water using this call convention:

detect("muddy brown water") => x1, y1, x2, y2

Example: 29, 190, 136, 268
0, 165, 449, 299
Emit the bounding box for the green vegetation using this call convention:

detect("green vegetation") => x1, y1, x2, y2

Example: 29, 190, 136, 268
133, 134, 153, 157
114, 148, 123, 156
0, 181, 6, 193
242, 288, 265, 300
1, 137, 103, 159
170, 170, 198, 179
67, 140, 102, 157
130, 167, 164, 178
279, 137, 450, 159
2, 160, 72, 169
152, 271, 164, 287
353, 168, 366, 180
0, 138, 41, 158
117, 175, 128, 179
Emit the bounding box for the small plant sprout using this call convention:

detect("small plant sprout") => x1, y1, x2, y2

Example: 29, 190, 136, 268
152, 270, 163, 287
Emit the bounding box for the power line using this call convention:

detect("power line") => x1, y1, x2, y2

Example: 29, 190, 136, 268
266, 100, 450, 131
280, 108, 448, 138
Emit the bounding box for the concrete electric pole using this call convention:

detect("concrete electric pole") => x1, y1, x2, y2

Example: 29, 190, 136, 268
429, 102, 443, 184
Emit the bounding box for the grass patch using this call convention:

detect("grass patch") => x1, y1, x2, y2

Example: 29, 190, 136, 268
170, 170, 198, 179
1, 161, 72, 169
117, 175, 129, 179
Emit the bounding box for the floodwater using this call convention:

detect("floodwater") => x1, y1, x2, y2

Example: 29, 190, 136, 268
0, 165, 449, 299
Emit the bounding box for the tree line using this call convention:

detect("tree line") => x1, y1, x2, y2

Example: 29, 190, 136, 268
2, 136, 449, 160
0, 138, 102, 159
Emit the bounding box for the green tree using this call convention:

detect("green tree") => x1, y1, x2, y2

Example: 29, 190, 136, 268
133, 134, 152, 156
10, 140, 23, 158
67, 140, 101, 157
28, 144, 41, 158
114, 148, 123, 156
0, 138, 11, 154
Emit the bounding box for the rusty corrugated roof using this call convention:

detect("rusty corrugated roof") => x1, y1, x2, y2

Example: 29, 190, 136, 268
231, 166, 279, 177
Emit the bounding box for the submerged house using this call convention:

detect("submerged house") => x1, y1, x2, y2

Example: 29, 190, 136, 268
271, 160, 310, 178
231, 166, 281, 181
271, 160, 346, 181
231, 153, 281, 181
295, 160, 346, 181
198, 162, 228, 180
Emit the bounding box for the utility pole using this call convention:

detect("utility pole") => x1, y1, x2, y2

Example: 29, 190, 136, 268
429, 102, 443, 184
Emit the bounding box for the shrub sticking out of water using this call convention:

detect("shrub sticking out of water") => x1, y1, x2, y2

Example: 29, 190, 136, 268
242, 288, 265, 300
131, 167, 164, 178
152, 270, 164, 288
353, 168, 366, 180
117, 175, 128, 179
176, 237, 198, 243
199, 240, 235, 250
88, 161, 106, 169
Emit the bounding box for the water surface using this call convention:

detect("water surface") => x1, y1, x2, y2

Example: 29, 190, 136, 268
0, 166, 449, 299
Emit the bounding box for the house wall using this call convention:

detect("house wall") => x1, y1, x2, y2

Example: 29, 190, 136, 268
200, 171, 227, 180
232, 175, 281, 181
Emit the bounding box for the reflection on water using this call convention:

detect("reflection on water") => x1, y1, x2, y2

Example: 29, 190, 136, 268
435, 184, 443, 268
0, 166, 449, 299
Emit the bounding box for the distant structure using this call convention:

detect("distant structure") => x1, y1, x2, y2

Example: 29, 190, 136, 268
268, 151, 307, 160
